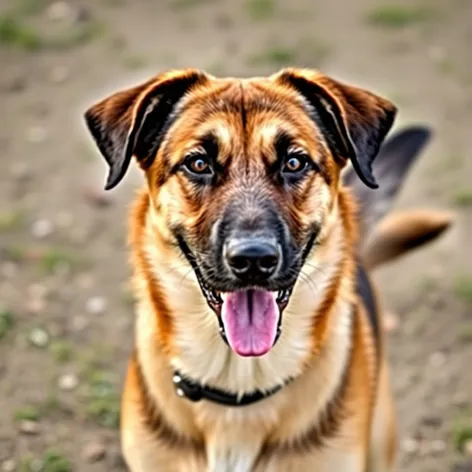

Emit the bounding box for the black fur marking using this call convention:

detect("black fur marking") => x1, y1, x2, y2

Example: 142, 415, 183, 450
280, 73, 396, 189
356, 261, 380, 359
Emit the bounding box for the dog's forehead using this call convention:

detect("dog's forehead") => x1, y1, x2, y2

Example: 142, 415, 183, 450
174, 77, 321, 154
187, 76, 303, 116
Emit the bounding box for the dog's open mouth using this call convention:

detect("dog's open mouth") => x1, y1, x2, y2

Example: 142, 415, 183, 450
200, 284, 293, 357
175, 234, 301, 358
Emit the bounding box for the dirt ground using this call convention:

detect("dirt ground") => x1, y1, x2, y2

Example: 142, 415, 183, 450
1, 0, 472, 470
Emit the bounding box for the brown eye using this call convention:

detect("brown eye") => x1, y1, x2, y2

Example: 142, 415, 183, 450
282, 154, 308, 174
184, 154, 213, 176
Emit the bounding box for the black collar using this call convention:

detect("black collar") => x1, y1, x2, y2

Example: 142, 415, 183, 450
172, 371, 290, 407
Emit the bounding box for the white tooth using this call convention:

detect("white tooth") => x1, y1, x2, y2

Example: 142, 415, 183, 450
221, 293, 228, 301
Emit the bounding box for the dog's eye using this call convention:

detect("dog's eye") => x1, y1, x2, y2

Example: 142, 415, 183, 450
183, 154, 213, 176
282, 153, 309, 174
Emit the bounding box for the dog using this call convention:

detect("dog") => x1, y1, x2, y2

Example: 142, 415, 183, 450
84, 68, 452, 472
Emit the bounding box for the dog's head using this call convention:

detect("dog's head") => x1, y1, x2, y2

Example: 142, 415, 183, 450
85, 68, 396, 358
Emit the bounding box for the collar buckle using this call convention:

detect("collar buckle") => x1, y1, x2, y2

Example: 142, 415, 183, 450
173, 373, 203, 402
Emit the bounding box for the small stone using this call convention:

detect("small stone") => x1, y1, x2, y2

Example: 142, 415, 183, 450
428, 46, 446, 62
58, 373, 78, 391
70, 228, 90, 244
0, 262, 17, 278
86, 296, 107, 315
75, 6, 91, 23
429, 351, 447, 368
19, 420, 40, 435
76, 273, 95, 289
55, 212, 74, 229
465, 440, 472, 457
28, 284, 48, 299
28, 328, 50, 348
71, 315, 89, 332
1, 459, 16, 472
47, 1, 73, 21
10, 162, 31, 182
401, 437, 420, 454
429, 439, 446, 455
383, 311, 399, 333
31, 219, 53, 239
452, 391, 469, 408
25, 126, 47, 144
82, 441, 106, 463
3, 76, 27, 93
49, 66, 69, 84
421, 415, 442, 428
29, 459, 43, 472
25, 298, 45, 315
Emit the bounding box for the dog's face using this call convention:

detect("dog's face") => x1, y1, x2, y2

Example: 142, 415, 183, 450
85, 68, 395, 357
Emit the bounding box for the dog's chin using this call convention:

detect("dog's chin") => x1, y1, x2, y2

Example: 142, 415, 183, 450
199, 282, 295, 358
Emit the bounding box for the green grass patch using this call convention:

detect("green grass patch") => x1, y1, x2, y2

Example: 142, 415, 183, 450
0, 309, 14, 340
39, 248, 80, 274
42, 450, 72, 472
206, 59, 227, 76
245, 0, 276, 21
452, 416, 472, 453
0, 13, 42, 50
17, 455, 35, 472
122, 53, 148, 69
14, 405, 41, 422
49, 340, 74, 363
2, 244, 28, 262
0, 10, 105, 52
248, 45, 296, 67
46, 20, 105, 50
296, 35, 331, 67
0, 208, 25, 231
452, 187, 472, 207
459, 323, 472, 343
169, 0, 207, 9
104, 0, 126, 6
366, 5, 436, 28
82, 370, 121, 428
14, 0, 50, 16
453, 274, 472, 305
121, 288, 135, 308
41, 394, 61, 415
434, 58, 457, 76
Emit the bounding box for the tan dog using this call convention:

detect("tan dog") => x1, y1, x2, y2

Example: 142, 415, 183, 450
84, 68, 452, 472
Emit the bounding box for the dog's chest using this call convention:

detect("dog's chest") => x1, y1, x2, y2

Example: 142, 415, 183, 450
206, 444, 259, 472
195, 407, 274, 472
207, 431, 260, 472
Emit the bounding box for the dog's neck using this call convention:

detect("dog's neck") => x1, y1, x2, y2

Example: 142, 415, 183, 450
131, 189, 357, 395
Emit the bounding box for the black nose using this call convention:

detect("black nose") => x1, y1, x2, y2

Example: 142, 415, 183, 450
225, 238, 280, 281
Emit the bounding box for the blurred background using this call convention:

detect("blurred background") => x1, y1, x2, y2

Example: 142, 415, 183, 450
0, 0, 471, 470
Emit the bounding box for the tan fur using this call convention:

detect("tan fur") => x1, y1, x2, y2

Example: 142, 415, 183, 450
82, 68, 451, 472
362, 209, 453, 270
123, 189, 378, 472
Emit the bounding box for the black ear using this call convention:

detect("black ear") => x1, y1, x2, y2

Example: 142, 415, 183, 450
276, 68, 397, 189
343, 125, 432, 233
84, 69, 208, 190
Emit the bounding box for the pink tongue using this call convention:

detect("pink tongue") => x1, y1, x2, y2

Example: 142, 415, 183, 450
221, 290, 280, 357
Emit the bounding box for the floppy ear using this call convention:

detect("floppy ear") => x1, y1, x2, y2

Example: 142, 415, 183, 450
275, 68, 397, 189
343, 125, 432, 234
84, 69, 208, 190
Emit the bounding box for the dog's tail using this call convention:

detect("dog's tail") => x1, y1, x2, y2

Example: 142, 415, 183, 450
342, 126, 453, 271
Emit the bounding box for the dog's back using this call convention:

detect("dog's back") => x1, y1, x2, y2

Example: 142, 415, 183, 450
346, 126, 452, 471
